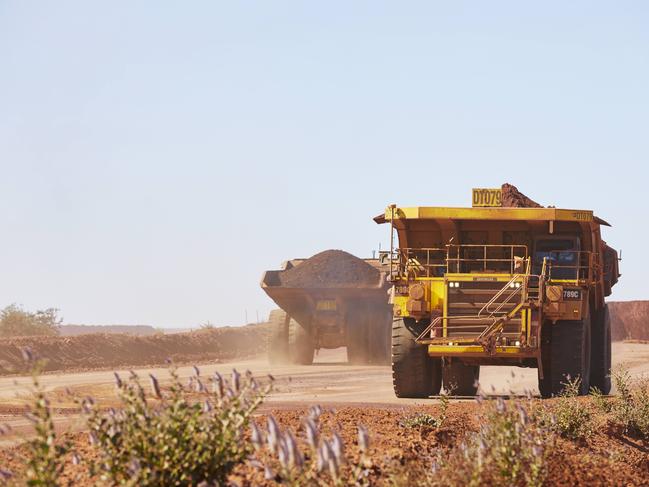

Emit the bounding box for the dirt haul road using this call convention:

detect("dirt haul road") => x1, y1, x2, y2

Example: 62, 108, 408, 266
0, 342, 649, 448
1, 342, 648, 416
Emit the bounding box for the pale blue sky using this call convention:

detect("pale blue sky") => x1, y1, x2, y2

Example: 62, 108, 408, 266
0, 1, 646, 327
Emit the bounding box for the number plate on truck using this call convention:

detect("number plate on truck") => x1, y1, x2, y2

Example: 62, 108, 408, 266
562, 289, 582, 300
472, 188, 503, 207
316, 300, 337, 311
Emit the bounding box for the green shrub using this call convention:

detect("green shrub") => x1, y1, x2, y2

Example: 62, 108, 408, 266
83, 365, 270, 486
611, 367, 649, 439
399, 413, 442, 429
544, 377, 592, 440
399, 393, 449, 430
589, 386, 613, 413
432, 397, 549, 487
2, 349, 70, 487
0, 305, 61, 337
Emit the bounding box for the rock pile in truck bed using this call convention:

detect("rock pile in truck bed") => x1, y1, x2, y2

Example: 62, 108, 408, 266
278, 249, 381, 288
501, 183, 543, 208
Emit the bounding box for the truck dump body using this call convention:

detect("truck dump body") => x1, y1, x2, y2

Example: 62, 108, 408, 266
378, 185, 620, 398
261, 250, 392, 365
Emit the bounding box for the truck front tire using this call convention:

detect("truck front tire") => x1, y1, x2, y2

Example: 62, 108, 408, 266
391, 318, 442, 398
538, 316, 591, 398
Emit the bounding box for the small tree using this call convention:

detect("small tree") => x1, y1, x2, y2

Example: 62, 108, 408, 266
0, 304, 61, 337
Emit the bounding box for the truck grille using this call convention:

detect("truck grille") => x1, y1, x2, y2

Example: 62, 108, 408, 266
446, 281, 522, 339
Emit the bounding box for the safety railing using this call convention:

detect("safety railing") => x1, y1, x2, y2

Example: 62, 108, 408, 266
533, 251, 599, 283
390, 244, 529, 279
446, 244, 529, 274
391, 247, 447, 279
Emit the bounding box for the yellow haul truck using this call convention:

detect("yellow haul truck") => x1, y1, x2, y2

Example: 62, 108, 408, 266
375, 189, 620, 398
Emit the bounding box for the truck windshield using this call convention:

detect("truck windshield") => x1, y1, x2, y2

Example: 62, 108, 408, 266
534, 239, 579, 280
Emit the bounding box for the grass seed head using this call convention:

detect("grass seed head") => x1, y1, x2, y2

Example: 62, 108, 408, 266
331, 431, 345, 464
305, 418, 319, 450
195, 378, 206, 393
308, 405, 323, 421
232, 369, 241, 393
357, 425, 370, 452
250, 421, 263, 451
278, 441, 289, 470
212, 372, 224, 397
149, 374, 162, 399
496, 397, 506, 414
88, 431, 98, 446
21, 347, 34, 363
267, 416, 280, 453
284, 430, 300, 469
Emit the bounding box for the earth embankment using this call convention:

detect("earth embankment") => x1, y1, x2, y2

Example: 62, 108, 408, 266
610, 301, 649, 341
0, 323, 269, 375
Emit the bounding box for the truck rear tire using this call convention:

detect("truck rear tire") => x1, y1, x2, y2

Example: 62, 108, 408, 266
391, 318, 442, 398
289, 319, 315, 365
442, 362, 480, 396
268, 309, 289, 365
590, 304, 612, 394
347, 310, 391, 365
538, 317, 591, 398
346, 316, 368, 365
366, 309, 392, 365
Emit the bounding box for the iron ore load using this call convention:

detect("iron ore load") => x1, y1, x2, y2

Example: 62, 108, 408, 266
261, 250, 392, 365
375, 184, 620, 398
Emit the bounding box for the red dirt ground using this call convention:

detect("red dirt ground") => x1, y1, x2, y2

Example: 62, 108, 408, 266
1, 401, 647, 486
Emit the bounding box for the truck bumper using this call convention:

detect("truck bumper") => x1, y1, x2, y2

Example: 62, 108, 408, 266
427, 344, 537, 359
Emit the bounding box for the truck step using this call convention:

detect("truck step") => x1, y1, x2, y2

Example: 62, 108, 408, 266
448, 288, 521, 296
448, 302, 518, 310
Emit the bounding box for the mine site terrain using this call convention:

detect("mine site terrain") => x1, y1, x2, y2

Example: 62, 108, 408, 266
0, 328, 648, 485
5, 1, 647, 484
1, 187, 647, 486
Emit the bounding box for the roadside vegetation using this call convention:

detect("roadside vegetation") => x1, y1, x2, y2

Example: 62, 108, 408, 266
428, 396, 549, 487
607, 368, 649, 439
1, 356, 647, 486
0, 305, 61, 338
399, 393, 449, 430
